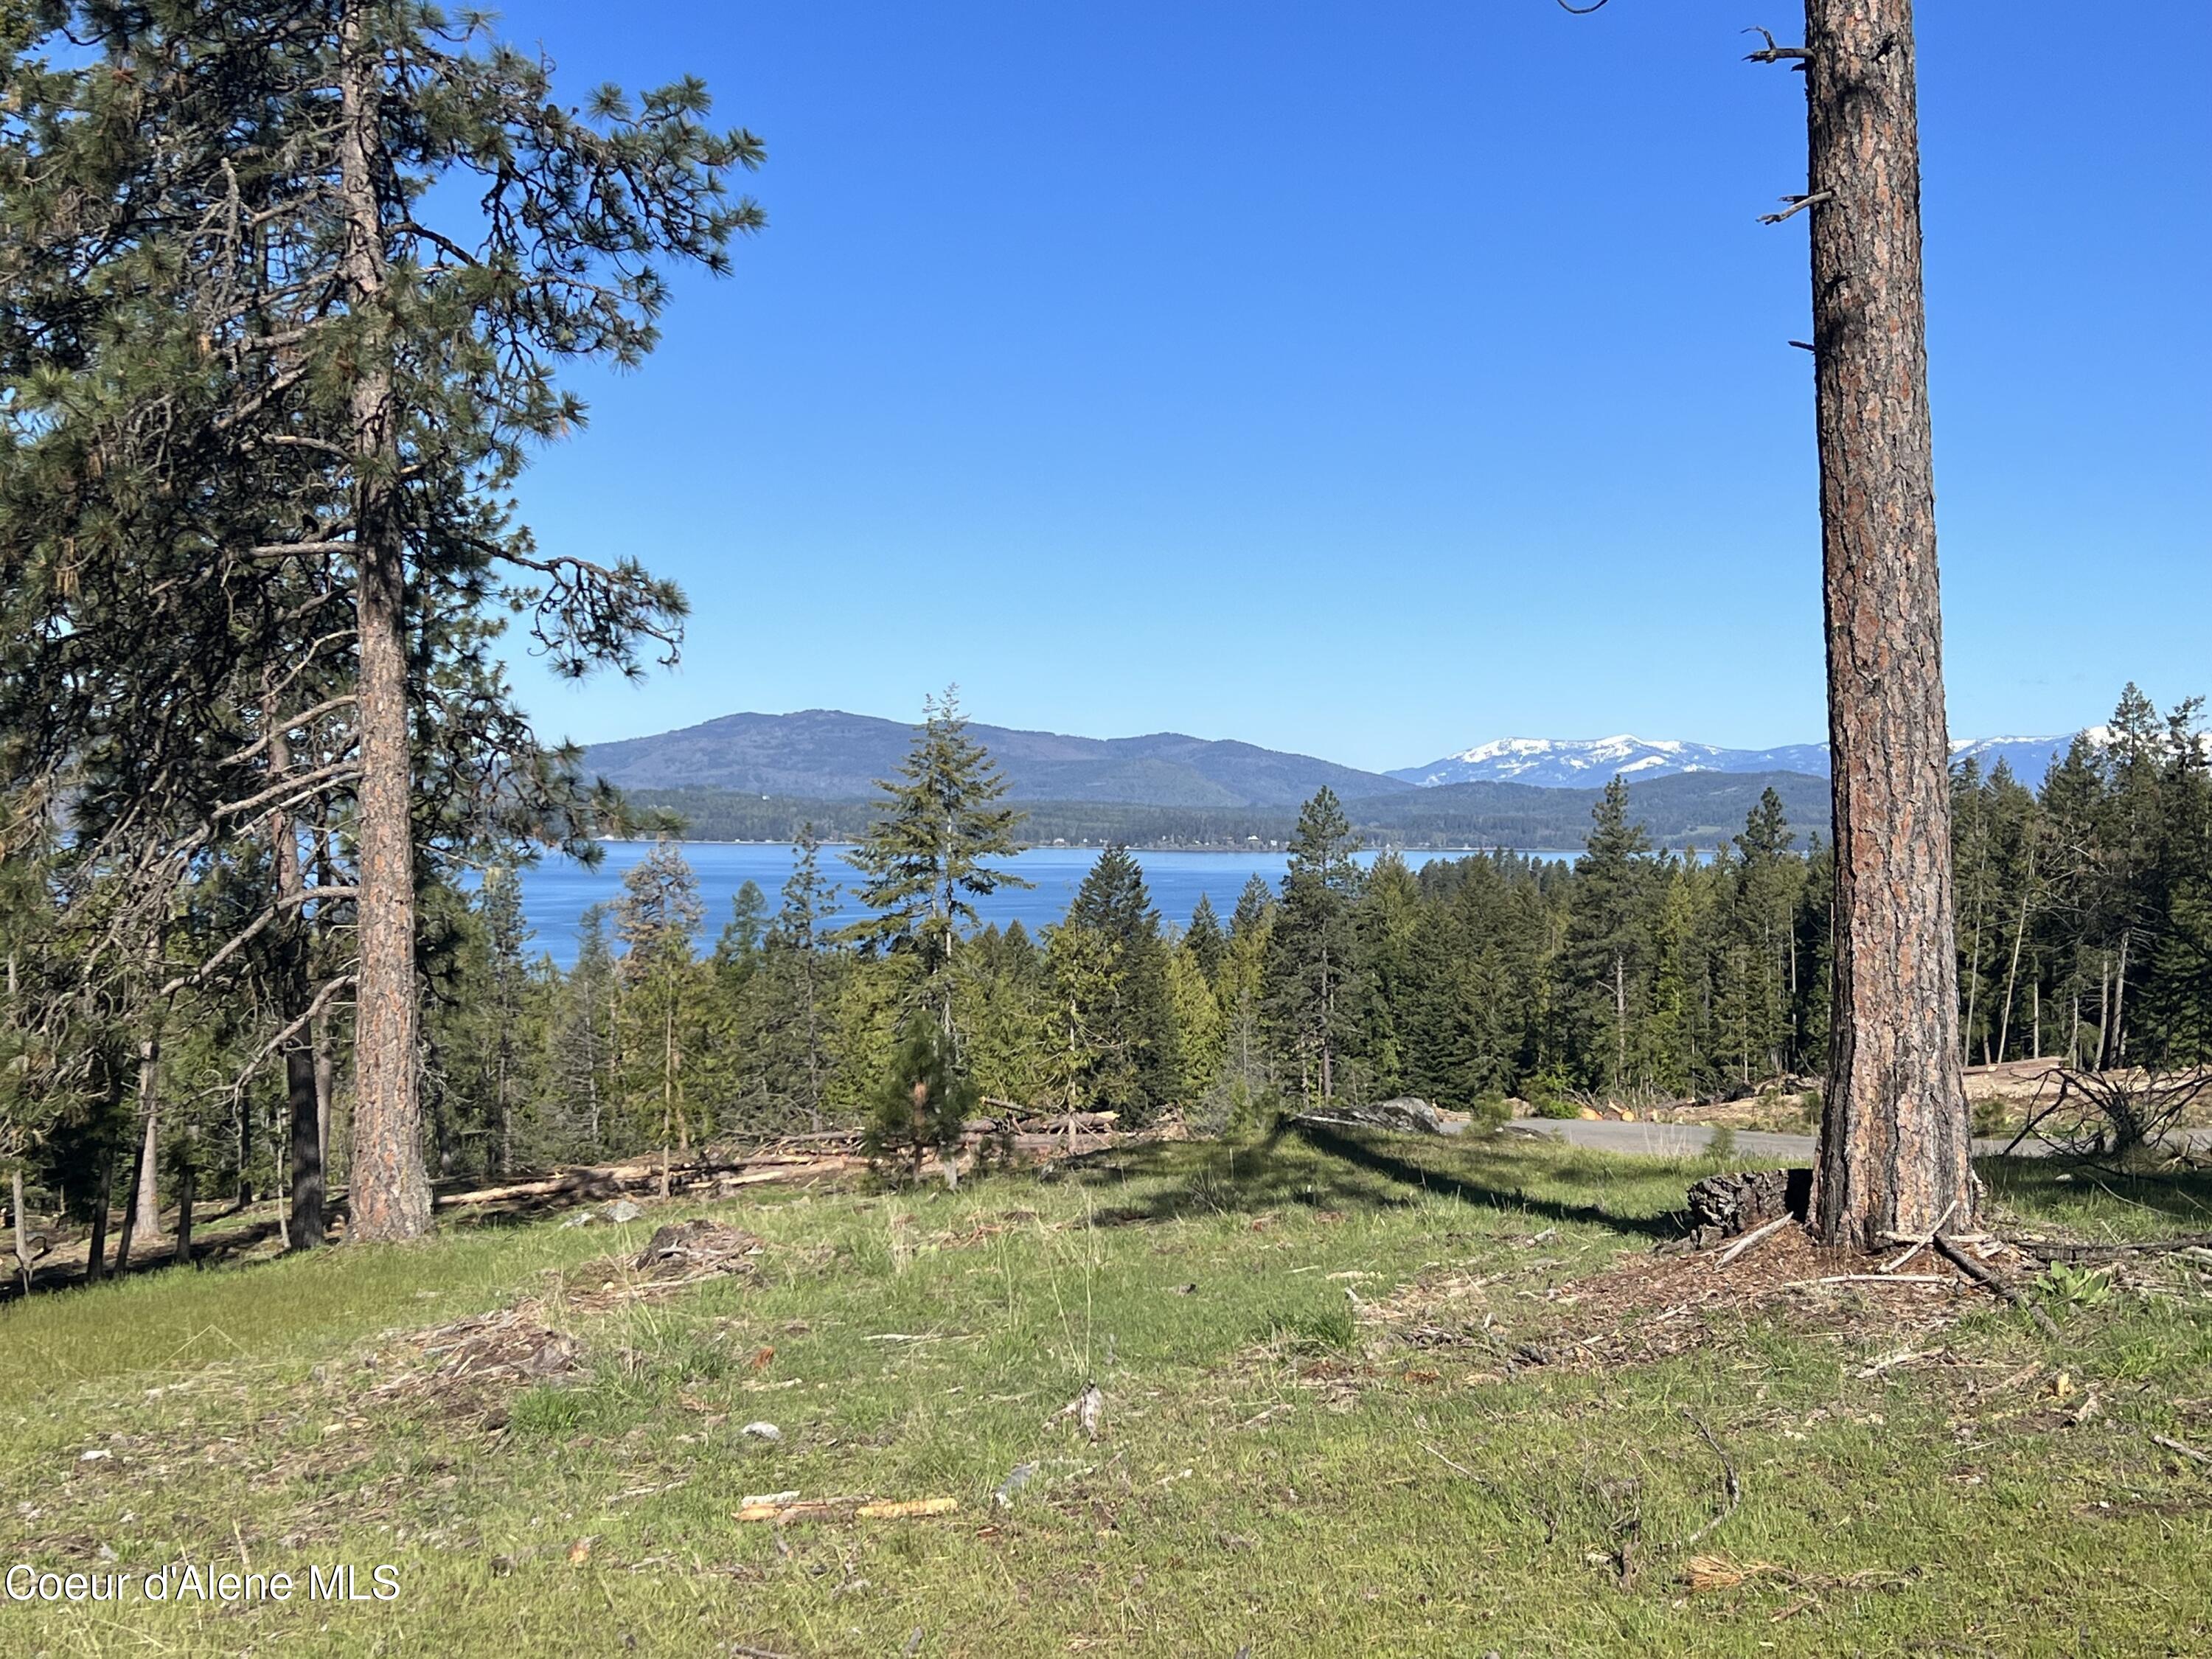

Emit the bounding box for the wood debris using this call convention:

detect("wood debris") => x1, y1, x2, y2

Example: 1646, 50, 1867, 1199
734, 1495, 959, 1523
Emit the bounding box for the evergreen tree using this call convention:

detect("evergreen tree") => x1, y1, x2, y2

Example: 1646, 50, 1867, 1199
549, 908, 619, 1158
840, 689, 1029, 1043
1563, 777, 1655, 1094
1214, 877, 1276, 1121
0, 0, 765, 1242
1166, 936, 1225, 1105
1183, 893, 1227, 984
750, 830, 841, 1132
1265, 788, 1364, 1103
613, 841, 705, 1186
1231, 874, 1277, 941
866, 1013, 975, 1182
955, 923, 1051, 1110
1060, 846, 1180, 1124
1729, 787, 1800, 1079
716, 880, 771, 978
1349, 852, 1422, 1100
475, 866, 532, 1176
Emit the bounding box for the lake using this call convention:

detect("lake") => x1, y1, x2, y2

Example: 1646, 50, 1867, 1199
514, 842, 1576, 968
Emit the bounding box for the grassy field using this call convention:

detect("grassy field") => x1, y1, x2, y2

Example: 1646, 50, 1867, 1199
4, 1128, 2210, 1656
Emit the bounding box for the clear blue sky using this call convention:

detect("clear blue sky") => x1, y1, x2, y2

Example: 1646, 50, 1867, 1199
493, 0, 2210, 774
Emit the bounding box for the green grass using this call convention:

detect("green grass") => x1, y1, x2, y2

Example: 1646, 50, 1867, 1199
4, 1130, 2210, 1655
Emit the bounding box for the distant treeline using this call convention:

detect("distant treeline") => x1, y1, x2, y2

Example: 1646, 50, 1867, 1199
627, 768, 1834, 853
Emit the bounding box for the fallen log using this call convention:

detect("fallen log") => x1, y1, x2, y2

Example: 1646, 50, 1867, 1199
1933, 1233, 2063, 1340
2008, 1231, 2212, 1263
1291, 1098, 1448, 1135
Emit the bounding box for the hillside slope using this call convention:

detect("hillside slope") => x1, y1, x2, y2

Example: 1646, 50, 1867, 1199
581, 709, 1413, 807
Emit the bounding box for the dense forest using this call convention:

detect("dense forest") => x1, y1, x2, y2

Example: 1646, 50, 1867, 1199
623, 768, 1833, 852
14, 685, 2199, 1240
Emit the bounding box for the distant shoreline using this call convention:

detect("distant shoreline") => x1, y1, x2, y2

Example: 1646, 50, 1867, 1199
589, 836, 1579, 857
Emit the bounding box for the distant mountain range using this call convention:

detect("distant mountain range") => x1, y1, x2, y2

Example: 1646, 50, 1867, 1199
579, 709, 1413, 808
1389, 732, 2073, 790
582, 710, 2079, 809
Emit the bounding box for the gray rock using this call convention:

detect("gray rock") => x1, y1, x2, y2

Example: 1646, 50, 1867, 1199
603, 1199, 644, 1224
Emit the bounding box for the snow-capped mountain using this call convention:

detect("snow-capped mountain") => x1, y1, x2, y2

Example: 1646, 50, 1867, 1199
1391, 732, 2073, 790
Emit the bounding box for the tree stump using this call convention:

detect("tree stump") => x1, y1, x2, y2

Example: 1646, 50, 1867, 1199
1686, 1168, 1812, 1237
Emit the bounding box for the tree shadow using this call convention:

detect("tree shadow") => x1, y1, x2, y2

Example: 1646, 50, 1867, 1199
1981, 1155, 2212, 1232
1068, 1119, 1683, 1242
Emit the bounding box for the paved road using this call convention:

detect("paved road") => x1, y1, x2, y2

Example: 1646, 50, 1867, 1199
1496, 1117, 2212, 1160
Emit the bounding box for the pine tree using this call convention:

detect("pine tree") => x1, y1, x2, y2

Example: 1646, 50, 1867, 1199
1265, 788, 1364, 1104
840, 689, 1029, 1043
1564, 777, 1654, 1096
1349, 852, 1422, 1101
1061, 847, 1180, 1124
614, 841, 705, 1190
1165, 937, 1225, 1105
955, 924, 1051, 1110
0, 1, 764, 1243
716, 881, 771, 978
1731, 787, 1800, 1079
866, 1014, 976, 1182
1183, 894, 1227, 984
1216, 877, 1276, 1120
476, 866, 531, 1176
548, 908, 619, 1158
751, 830, 841, 1133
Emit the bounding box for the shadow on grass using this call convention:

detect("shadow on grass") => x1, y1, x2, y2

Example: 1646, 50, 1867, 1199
1981, 1155, 2212, 1234
1066, 1119, 1683, 1242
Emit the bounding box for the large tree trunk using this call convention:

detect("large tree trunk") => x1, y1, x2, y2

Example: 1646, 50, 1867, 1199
1799, 0, 1973, 1248
339, 1, 432, 1242
112, 1124, 144, 1276
132, 1039, 162, 1240
84, 1150, 111, 1285
314, 1008, 335, 1173
173, 1133, 196, 1269
10, 1167, 32, 1294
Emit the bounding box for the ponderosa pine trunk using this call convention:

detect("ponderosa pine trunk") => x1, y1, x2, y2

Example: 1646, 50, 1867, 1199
340, 1, 432, 1242
1798, 0, 1973, 1248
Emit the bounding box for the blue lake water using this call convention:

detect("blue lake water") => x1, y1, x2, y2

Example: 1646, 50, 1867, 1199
514, 843, 1576, 969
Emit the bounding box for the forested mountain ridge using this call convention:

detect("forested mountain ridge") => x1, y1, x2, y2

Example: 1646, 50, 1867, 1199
579, 709, 1415, 805
622, 768, 1833, 851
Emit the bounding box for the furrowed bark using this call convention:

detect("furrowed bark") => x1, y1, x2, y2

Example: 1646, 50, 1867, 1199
1798, 0, 1974, 1248
340, 0, 432, 1242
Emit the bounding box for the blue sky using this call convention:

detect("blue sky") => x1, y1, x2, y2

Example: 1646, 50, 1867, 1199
492, 0, 2209, 775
